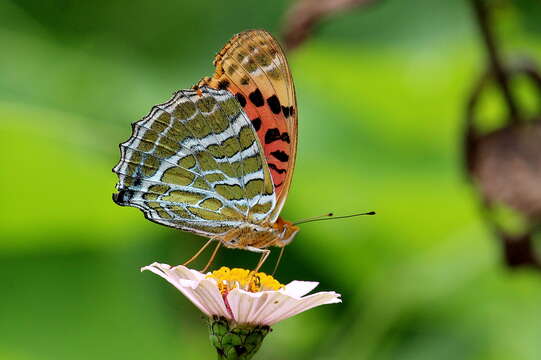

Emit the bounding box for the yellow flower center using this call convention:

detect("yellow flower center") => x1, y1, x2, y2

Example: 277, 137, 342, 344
206, 267, 284, 294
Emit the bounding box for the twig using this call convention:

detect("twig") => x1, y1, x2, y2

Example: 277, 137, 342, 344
471, 0, 520, 122
282, 0, 376, 50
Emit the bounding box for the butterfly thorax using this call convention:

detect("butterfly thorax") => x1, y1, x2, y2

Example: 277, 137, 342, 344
221, 217, 299, 249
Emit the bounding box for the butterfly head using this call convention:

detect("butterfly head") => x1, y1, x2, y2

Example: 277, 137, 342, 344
273, 217, 300, 247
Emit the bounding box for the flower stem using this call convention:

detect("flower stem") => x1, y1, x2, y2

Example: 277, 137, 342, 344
208, 316, 271, 360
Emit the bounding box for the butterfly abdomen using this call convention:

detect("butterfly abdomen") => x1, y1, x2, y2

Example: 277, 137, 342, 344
222, 224, 280, 249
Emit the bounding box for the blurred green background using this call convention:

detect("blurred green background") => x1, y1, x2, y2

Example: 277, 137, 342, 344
2, 0, 541, 359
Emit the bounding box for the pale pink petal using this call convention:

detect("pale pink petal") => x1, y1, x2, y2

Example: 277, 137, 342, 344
226, 288, 341, 326
169, 264, 207, 282
141, 263, 230, 319
264, 292, 341, 325
227, 290, 282, 324
281, 281, 319, 298
187, 278, 231, 319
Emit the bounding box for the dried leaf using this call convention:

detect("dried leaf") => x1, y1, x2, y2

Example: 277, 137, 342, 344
470, 120, 541, 220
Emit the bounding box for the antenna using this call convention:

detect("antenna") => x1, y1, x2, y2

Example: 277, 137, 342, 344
291, 212, 333, 225
293, 211, 376, 226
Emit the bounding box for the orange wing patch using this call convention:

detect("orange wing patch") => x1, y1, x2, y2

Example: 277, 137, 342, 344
197, 30, 297, 217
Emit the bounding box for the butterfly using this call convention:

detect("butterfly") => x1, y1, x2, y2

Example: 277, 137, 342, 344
112, 30, 298, 270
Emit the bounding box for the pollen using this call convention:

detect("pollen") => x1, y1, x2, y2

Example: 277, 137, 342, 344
206, 267, 284, 294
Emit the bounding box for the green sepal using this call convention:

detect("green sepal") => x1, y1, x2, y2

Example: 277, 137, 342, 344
207, 316, 271, 360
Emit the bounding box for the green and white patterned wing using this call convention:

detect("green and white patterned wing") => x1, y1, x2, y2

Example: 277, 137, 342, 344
112, 86, 276, 237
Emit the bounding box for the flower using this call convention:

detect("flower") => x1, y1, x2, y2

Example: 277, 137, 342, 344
141, 262, 341, 326
142, 262, 341, 359
141, 263, 341, 360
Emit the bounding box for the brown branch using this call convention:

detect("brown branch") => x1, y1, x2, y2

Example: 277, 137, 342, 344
470, 0, 520, 122
282, 0, 376, 51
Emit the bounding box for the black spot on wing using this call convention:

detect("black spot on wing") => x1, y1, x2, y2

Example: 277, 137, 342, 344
267, 95, 281, 114
249, 89, 264, 107
235, 93, 247, 107
217, 79, 230, 90
282, 106, 290, 118
284, 106, 295, 118
251, 117, 262, 131
270, 150, 289, 162
113, 189, 134, 206
268, 163, 287, 174
265, 128, 291, 144
265, 128, 280, 144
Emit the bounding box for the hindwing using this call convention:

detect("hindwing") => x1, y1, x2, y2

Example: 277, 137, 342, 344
112, 87, 276, 237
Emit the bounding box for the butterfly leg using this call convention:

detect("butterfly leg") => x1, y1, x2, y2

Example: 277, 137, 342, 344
182, 238, 214, 267
247, 246, 271, 274
201, 241, 222, 273
271, 247, 286, 277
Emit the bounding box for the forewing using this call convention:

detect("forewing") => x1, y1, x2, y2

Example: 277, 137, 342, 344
112, 87, 276, 237
199, 30, 297, 221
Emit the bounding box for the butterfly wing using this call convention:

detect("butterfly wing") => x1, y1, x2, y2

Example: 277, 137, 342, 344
199, 30, 297, 221
112, 87, 276, 237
